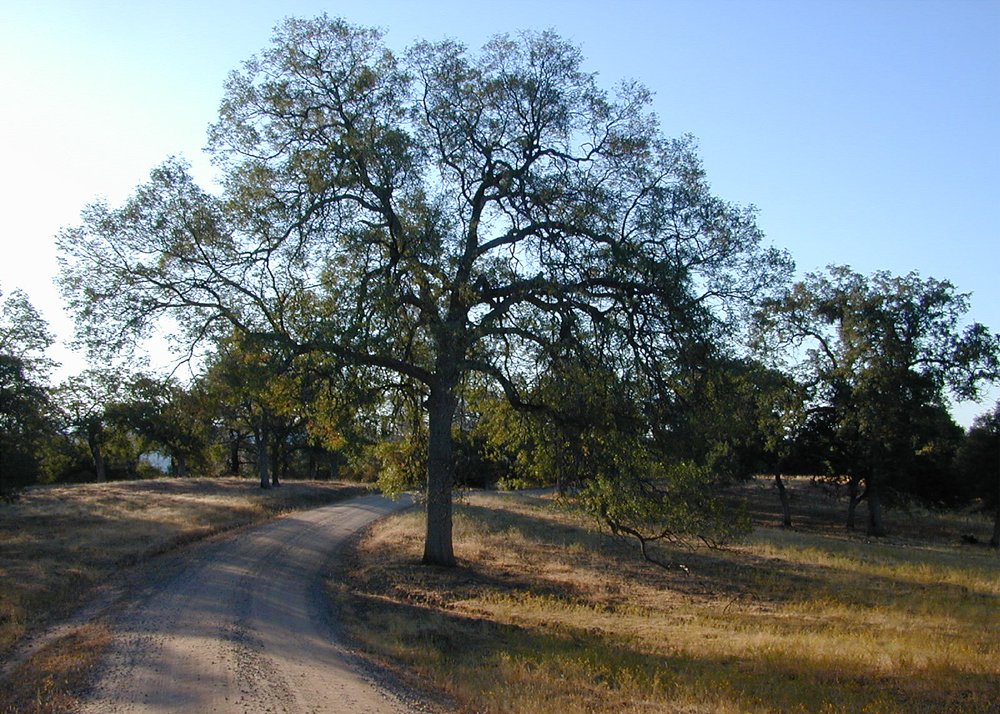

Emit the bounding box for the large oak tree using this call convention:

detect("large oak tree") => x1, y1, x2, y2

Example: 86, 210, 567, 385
57, 16, 789, 565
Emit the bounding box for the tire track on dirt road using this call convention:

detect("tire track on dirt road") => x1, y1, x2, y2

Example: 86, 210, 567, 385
79, 493, 424, 714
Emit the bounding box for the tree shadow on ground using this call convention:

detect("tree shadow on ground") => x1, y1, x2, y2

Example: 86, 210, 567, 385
451, 498, 999, 623
336, 492, 999, 713
336, 584, 997, 714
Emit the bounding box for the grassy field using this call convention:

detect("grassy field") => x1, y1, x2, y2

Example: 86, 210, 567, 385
331, 479, 1000, 714
0, 477, 366, 714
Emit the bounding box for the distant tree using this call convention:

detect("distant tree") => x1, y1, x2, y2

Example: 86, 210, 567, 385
54, 369, 126, 482
57, 17, 790, 565
198, 333, 367, 486
115, 373, 212, 478
197, 343, 250, 478
755, 266, 999, 536
0, 287, 57, 379
0, 356, 52, 495
199, 338, 292, 489
649, 356, 799, 482
894, 401, 965, 508
956, 402, 1000, 547
0, 288, 56, 495
737, 362, 807, 528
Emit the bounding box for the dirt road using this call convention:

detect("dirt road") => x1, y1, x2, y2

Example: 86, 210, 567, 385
79, 493, 422, 714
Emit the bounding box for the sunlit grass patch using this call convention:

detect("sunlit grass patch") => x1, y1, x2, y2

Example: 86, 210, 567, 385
332, 485, 1000, 714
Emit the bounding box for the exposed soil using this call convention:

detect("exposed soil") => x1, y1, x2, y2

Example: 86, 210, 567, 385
3, 493, 437, 714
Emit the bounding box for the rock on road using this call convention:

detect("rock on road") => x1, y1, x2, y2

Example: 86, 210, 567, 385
79, 493, 421, 714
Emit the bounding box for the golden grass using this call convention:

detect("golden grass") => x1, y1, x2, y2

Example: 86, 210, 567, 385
331, 481, 1000, 714
0, 478, 366, 655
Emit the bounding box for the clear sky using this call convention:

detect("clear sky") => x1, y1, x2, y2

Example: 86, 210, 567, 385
1, 0, 997, 425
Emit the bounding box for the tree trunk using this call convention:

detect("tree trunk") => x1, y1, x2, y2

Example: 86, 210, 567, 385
775, 473, 792, 528
256, 416, 270, 490
173, 453, 188, 479
270, 438, 281, 487
556, 437, 568, 497
228, 431, 241, 476
992, 445, 999, 548
866, 475, 885, 537
94, 447, 107, 482
846, 475, 862, 530
89, 428, 107, 483
423, 382, 457, 567
256, 437, 270, 489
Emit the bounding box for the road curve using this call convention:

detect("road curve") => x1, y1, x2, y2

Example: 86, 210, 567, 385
80, 493, 419, 714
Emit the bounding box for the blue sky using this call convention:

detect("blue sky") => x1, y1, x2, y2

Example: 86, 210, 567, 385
1, 0, 997, 425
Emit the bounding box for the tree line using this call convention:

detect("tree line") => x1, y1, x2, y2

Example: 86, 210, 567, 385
2, 16, 998, 561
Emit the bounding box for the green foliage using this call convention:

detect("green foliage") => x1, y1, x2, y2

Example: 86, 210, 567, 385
372, 435, 427, 498
0, 355, 52, 493
472, 351, 649, 492
956, 401, 1000, 511
53, 369, 124, 482
579, 456, 751, 569
114, 374, 213, 477
195, 334, 374, 485
0, 288, 57, 494
755, 266, 1000, 531
468, 358, 753, 560
892, 402, 965, 507
651, 356, 805, 481
0, 287, 56, 379
473, 392, 568, 490
56, 16, 789, 563
452, 426, 509, 489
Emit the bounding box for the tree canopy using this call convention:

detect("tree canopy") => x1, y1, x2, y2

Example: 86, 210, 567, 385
0, 287, 56, 495
0, 287, 55, 380
57, 16, 791, 564
755, 265, 999, 535
956, 401, 1000, 547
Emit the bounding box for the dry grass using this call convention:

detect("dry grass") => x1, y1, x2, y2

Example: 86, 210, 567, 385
331, 480, 1000, 714
0, 624, 112, 714
0, 478, 366, 655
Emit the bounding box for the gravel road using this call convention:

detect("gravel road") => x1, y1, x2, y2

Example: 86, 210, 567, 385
78, 493, 422, 714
